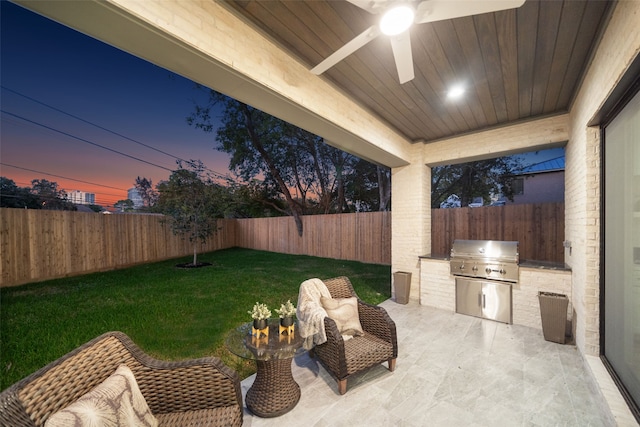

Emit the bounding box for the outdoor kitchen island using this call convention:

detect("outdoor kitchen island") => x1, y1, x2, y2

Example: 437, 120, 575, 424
418, 253, 572, 334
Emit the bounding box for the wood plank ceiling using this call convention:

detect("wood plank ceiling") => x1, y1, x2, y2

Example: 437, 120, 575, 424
223, 0, 613, 143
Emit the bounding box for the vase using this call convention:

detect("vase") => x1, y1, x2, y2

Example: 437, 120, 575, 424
253, 319, 268, 330
280, 316, 294, 327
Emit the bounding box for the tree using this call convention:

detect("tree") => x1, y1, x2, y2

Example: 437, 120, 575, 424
134, 176, 158, 209
114, 199, 135, 212
345, 160, 391, 212
155, 160, 220, 266
189, 93, 305, 234
212, 179, 286, 219
431, 157, 523, 208
30, 179, 75, 210
0, 177, 40, 209
187, 89, 389, 233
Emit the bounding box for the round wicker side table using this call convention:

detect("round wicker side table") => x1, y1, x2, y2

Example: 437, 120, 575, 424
225, 320, 304, 418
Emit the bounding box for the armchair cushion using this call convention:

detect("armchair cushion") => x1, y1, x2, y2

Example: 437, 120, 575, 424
320, 296, 364, 338
45, 364, 157, 427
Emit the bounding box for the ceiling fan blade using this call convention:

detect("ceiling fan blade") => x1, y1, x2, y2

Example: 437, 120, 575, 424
345, 0, 391, 14
311, 25, 381, 75
390, 32, 414, 84
415, 0, 525, 24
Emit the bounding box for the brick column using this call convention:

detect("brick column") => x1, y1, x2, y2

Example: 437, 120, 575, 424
391, 144, 430, 303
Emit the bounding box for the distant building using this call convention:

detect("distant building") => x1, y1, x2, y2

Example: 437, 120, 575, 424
68, 190, 96, 205
128, 187, 144, 209
506, 156, 565, 205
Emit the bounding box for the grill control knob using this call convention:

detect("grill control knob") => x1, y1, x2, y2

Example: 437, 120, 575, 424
485, 267, 492, 274
459, 264, 465, 270
499, 269, 506, 275
472, 265, 478, 272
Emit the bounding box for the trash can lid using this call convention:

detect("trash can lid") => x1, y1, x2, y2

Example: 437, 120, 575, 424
538, 291, 567, 298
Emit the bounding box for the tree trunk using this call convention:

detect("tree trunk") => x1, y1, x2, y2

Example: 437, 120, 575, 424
336, 166, 345, 213
193, 210, 199, 265
377, 166, 391, 211
240, 104, 305, 236
307, 139, 331, 213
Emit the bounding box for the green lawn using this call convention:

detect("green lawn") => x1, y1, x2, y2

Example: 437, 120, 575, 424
0, 247, 391, 390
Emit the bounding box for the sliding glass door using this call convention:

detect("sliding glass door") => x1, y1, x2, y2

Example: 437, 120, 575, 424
603, 88, 640, 415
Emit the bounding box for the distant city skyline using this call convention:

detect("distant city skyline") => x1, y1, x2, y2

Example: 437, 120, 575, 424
1, 1, 229, 207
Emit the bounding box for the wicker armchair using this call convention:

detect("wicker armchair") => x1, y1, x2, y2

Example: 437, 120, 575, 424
0, 331, 243, 427
311, 276, 397, 395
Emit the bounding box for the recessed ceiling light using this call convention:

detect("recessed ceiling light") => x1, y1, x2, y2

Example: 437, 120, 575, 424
447, 84, 465, 100
380, 6, 415, 36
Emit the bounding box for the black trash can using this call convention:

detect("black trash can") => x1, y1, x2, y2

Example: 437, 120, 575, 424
538, 291, 568, 344
393, 271, 412, 304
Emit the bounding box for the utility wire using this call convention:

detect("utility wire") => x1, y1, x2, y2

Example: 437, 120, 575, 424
1, 110, 174, 172
1, 163, 128, 191
2, 86, 187, 162
1, 86, 232, 180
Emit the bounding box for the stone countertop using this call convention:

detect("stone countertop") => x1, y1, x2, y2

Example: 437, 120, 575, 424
518, 260, 571, 271
419, 254, 449, 261
419, 255, 571, 271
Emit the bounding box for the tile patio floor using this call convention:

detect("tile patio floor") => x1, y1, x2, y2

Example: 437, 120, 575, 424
240, 301, 615, 426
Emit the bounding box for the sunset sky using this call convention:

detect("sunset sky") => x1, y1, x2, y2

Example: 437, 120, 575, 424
1, 1, 230, 207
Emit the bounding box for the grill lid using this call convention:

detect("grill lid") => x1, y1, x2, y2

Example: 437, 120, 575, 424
450, 240, 519, 263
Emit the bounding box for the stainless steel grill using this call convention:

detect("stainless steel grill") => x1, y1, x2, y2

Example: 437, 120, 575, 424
450, 239, 519, 324
450, 239, 519, 283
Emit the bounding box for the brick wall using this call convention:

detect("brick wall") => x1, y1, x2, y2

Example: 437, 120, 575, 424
514, 268, 572, 330
419, 259, 454, 310
566, 0, 640, 356
564, 127, 601, 355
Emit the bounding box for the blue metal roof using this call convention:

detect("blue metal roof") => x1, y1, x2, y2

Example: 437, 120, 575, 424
518, 156, 565, 174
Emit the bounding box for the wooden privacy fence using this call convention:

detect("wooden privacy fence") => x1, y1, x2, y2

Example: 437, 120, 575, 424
0, 209, 236, 287
234, 212, 391, 265
0, 209, 390, 287
1, 204, 562, 287
431, 202, 564, 262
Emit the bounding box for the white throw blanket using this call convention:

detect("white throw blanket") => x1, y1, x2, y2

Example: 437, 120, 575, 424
296, 278, 331, 350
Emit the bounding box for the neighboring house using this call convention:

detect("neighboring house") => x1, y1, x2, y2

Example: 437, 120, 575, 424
439, 194, 460, 208
507, 157, 565, 205
73, 204, 95, 213
17, 1, 640, 422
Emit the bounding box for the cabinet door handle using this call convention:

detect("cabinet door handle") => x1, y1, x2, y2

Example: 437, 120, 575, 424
482, 294, 486, 308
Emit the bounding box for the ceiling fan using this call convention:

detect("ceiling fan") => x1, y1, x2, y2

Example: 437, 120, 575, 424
311, 0, 526, 84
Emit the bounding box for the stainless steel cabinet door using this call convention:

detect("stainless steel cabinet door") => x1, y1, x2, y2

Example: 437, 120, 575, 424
482, 281, 512, 324
455, 278, 482, 318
